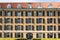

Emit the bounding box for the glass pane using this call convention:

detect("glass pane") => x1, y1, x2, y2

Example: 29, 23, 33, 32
26, 18, 31, 23
0, 25, 2, 30
47, 33, 53, 38
37, 33, 43, 38
36, 26, 42, 30
4, 33, 12, 38
7, 12, 11, 16
49, 12, 53, 16
17, 12, 21, 16
38, 12, 43, 16
48, 26, 53, 31
15, 33, 23, 38
28, 12, 32, 16
26, 25, 31, 30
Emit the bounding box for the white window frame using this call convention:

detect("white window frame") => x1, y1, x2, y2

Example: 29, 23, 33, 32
17, 4, 21, 8
48, 4, 53, 8
28, 4, 32, 8
38, 3, 42, 8
7, 4, 11, 8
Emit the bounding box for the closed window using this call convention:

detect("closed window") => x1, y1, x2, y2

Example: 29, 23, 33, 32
47, 33, 53, 38
54, 26, 56, 31
47, 11, 53, 16
26, 12, 34, 16
26, 25, 34, 30
36, 33, 43, 38
15, 25, 23, 30
0, 25, 2, 30
54, 33, 56, 38
15, 33, 23, 38
0, 11, 2, 16
54, 18, 56, 24
5, 11, 12, 16
58, 18, 60, 23
36, 25, 43, 30
47, 11, 55, 16
4, 18, 13, 23
58, 33, 60, 38
58, 11, 60, 16
36, 18, 43, 23
58, 26, 60, 31
0, 33, 2, 38
47, 25, 56, 31
4, 25, 13, 30
36, 11, 44, 16
15, 11, 23, 16
47, 25, 53, 31
47, 18, 53, 23
0, 18, 2, 23
4, 32, 12, 38
15, 18, 23, 23
26, 18, 34, 23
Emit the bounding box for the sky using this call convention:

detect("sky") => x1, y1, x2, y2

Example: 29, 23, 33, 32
0, 0, 60, 2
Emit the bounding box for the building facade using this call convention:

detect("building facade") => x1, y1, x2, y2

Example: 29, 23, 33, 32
0, 2, 60, 40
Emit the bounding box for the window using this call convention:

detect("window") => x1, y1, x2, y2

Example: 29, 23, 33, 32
58, 33, 60, 38
4, 25, 13, 30
15, 18, 23, 23
38, 3, 42, 8
58, 26, 60, 31
26, 18, 34, 23
15, 11, 23, 16
47, 18, 53, 23
0, 33, 2, 38
4, 18, 13, 23
5, 11, 12, 16
15, 33, 23, 38
47, 33, 53, 38
58, 18, 60, 23
48, 4, 53, 8
54, 26, 56, 31
36, 18, 43, 23
26, 25, 34, 30
26, 12, 34, 16
36, 25, 43, 30
36, 33, 43, 38
54, 18, 56, 24
28, 4, 32, 8
0, 11, 2, 16
0, 18, 2, 23
4, 32, 12, 38
7, 4, 11, 8
0, 25, 2, 30
54, 33, 56, 38
47, 11, 53, 16
36, 11, 44, 16
17, 4, 21, 8
58, 11, 60, 16
15, 25, 23, 30
47, 25, 53, 31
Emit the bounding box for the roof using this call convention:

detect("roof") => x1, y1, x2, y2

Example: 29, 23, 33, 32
0, 2, 60, 8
